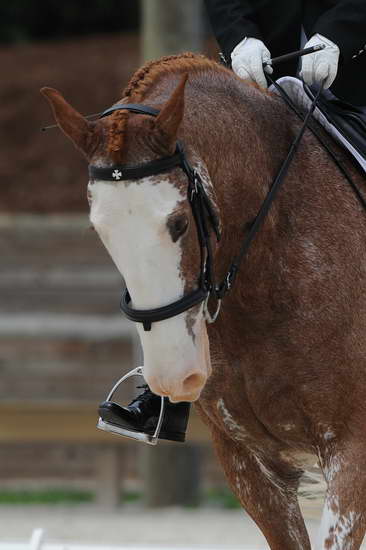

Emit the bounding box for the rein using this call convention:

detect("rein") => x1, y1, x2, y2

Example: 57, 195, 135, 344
217, 82, 325, 297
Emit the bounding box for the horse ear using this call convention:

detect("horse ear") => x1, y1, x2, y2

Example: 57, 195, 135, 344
40, 87, 98, 159
154, 73, 188, 150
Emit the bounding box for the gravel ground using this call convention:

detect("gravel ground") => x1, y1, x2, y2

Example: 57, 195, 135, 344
2, 493, 366, 549
0, 506, 321, 549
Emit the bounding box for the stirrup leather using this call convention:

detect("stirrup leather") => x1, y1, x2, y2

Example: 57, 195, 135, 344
97, 366, 165, 445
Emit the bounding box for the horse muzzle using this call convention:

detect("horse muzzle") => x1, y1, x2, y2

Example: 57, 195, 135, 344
147, 369, 208, 403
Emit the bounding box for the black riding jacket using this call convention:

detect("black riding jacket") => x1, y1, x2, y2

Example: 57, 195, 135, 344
204, 0, 366, 105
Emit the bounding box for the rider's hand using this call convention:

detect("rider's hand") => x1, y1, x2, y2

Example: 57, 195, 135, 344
300, 34, 340, 89
231, 37, 273, 89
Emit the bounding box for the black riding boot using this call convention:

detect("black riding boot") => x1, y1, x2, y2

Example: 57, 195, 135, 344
98, 385, 191, 443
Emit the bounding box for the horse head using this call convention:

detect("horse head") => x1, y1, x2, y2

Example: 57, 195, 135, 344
41, 73, 218, 403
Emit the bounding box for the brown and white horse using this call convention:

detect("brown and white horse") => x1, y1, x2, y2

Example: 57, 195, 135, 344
42, 53, 366, 549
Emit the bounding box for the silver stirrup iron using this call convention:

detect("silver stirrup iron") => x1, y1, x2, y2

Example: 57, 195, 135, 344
97, 366, 165, 445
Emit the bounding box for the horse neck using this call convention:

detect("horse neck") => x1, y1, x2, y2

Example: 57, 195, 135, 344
143, 68, 305, 287
181, 72, 296, 283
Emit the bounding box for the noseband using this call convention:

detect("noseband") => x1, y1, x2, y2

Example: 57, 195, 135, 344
88, 103, 221, 331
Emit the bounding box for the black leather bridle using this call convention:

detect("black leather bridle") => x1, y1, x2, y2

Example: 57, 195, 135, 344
88, 75, 363, 334
89, 103, 222, 331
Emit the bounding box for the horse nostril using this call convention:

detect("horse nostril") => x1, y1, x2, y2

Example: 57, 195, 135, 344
182, 373, 205, 393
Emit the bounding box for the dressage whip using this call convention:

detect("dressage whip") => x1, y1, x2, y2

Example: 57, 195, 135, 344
263, 44, 325, 68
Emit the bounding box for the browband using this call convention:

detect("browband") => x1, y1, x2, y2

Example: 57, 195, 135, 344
99, 103, 160, 119
89, 103, 187, 182
89, 144, 184, 181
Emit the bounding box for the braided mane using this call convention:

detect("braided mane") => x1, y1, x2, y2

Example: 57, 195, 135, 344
107, 52, 226, 158
123, 52, 220, 100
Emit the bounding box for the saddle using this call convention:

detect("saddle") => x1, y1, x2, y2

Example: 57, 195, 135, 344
272, 77, 366, 172
313, 92, 366, 161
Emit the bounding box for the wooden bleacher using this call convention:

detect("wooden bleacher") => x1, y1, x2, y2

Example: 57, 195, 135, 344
0, 215, 211, 507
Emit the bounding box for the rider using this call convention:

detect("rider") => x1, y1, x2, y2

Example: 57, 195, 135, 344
205, 0, 366, 106
98, 0, 366, 443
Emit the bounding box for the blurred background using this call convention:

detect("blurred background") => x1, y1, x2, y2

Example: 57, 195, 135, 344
0, 1, 246, 548
0, 2, 324, 548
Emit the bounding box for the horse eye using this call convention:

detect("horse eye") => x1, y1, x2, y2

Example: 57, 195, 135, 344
168, 214, 189, 242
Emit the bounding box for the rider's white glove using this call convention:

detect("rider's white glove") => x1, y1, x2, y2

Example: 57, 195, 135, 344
231, 37, 273, 89
300, 33, 340, 89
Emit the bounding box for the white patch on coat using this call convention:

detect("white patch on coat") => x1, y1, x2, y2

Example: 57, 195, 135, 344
235, 473, 241, 492
217, 398, 249, 442
232, 454, 246, 473
89, 176, 185, 308
318, 494, 359, 549
231, 454, 248, 498
323, 456, 343, 484
252, 454, 286, 496
89, 175, 210, 399
281, 423, 296, 431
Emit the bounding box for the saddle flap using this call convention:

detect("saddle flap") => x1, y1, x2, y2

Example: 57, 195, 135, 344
317, 96, 366, 160
271, 77, 366, 172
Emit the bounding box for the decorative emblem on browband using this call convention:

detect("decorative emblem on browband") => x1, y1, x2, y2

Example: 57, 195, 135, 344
112, 170, 122, 180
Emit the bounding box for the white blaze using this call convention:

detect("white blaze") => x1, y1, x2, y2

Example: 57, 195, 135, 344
89, 175, 210, 401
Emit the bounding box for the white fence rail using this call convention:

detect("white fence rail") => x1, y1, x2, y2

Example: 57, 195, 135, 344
0, 546, 195, 550
0, 545, 241, 550
0, 546, 203, 550
0, 528, 246, 550
0, 530, 244, 550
